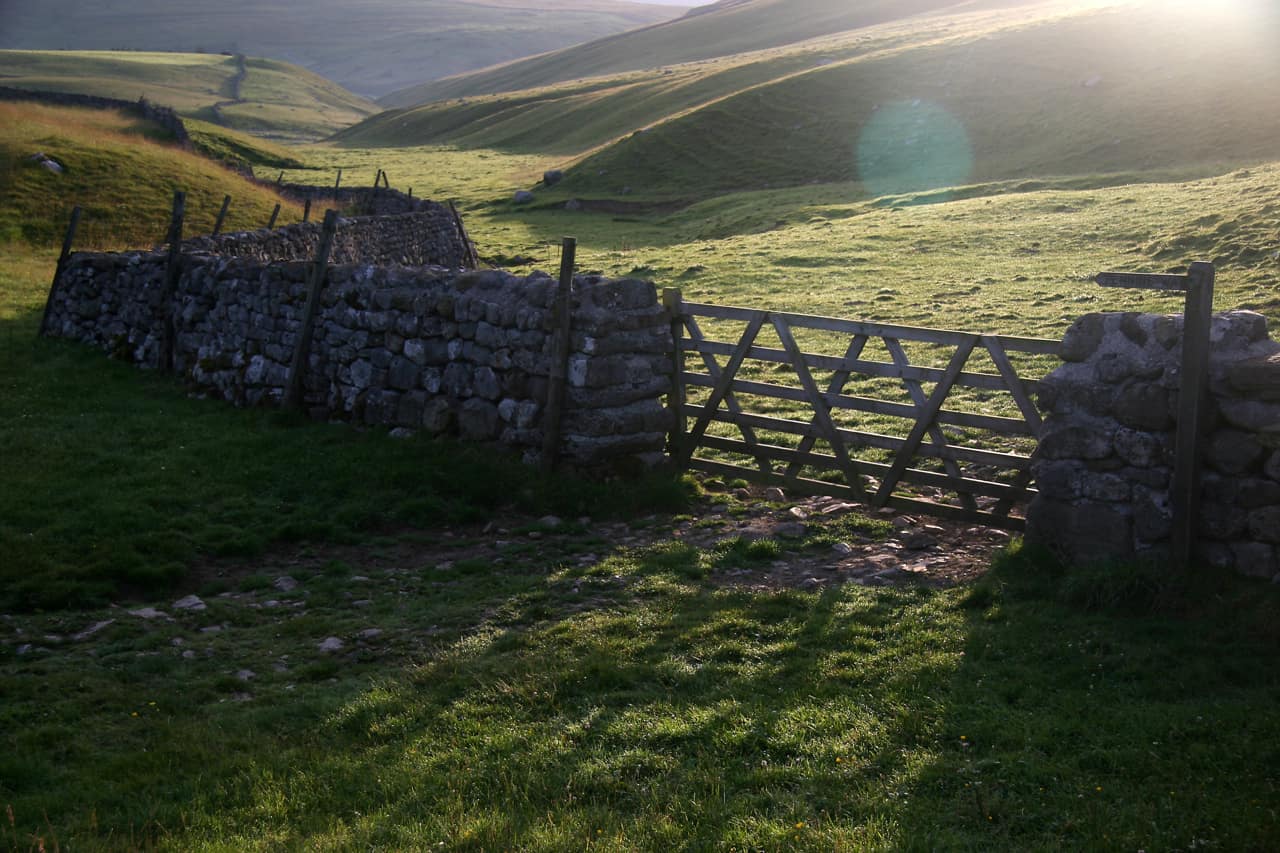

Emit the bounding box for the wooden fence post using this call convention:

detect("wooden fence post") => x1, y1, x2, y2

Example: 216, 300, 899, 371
276, 171, 284, 185
39, 206, 82, 336
159, 190, 186, 372
334, 168, 343, 191
663, 287, 686, 465
284, 209, 339, 411
447, 200, 479, 269
303, 198, 312, 223
1171, 261, 1215, 568
267, 203, 281, 229
212, 194, 231, 236
540, 236, 576, 471
369, 169, 383, 214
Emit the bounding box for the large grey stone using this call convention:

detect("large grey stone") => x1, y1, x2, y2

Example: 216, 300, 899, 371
1231, 543, 1278, 579
1206, 429, 1265, 475
1112, 428, 1163, 468
1034, 460, 1085, 500
1132, 487, 1171, 542
1026, 498, 1133, 561
1248, 506, 1280, 543
1037, 423, 1113, 460
1227, 350, 1280, 400
1113, 383, 1172, 430
1216, 398, 1280, 432
458, 398, 500, 441
1198, 502, 1247, 540
1059, 313, 1105, 362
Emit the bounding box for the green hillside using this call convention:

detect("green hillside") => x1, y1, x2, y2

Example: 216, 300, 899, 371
0, 0, 686, 99
0, 100, 305, 249
0, 50, 378, 141
381, 0, 1009, 105
340, 1, 1280, 203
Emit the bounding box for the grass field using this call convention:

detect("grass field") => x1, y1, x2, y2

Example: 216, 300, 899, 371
0, 50, 377, 140
3, 16, 1280, 842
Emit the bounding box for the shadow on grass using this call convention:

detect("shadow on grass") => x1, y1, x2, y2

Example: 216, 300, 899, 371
0, 307, 688, 611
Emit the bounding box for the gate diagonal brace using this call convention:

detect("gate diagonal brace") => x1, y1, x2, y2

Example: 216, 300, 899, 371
772, 315, 871, 502
874, 336, 978, 508
883, 336, 978, 514
682, 312, 767, 467
783, 334, 868, 483
684, 315, 772, 474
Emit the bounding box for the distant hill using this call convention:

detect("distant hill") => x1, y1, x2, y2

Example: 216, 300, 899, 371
340, 1, 1280, 203
0, 0, 687, 99
0, 50, 378, 141
381, 0, 1021, 105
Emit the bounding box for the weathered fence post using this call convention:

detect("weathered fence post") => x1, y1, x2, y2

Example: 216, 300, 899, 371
39, 205, 81, 336
284, 209, 339, 411
1095, 261, 1216, 568
334, 168, 343, 192
663, 287, 686, 464
212, 194, 231, 236
267, 203, 281, 230
447, 200, 479, 269
540, 236, 576, 471
369, 169, 382, 214
303, 198, 312, 223
159, 190, 186, 372
276, 171, 284, 185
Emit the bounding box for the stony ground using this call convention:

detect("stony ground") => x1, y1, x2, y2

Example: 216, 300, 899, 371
5, 482, 1013, 689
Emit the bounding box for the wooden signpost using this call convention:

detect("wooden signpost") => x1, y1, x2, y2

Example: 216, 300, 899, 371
1095, 262, 1215, 569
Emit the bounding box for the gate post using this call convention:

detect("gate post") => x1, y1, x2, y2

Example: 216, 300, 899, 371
1094, 262, 1215, 568
663, 287, 686, 465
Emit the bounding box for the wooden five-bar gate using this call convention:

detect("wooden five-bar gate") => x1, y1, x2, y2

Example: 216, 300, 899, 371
663, 289, 1062, 530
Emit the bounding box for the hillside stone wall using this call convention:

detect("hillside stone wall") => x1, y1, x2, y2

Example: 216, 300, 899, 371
182, 208, 472, 268
42, 249, 671, 470
273, 184, 440, 218
1028, 310, 1280, 579
0, 87, 191, 146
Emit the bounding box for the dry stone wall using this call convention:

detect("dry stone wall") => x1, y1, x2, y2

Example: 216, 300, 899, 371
1028, 310, 1280, 579
273, 184, 438, 218
182, 208, 472, 268
42, 231, 671, 470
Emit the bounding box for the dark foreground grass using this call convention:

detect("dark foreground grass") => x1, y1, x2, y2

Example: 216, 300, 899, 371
3, 537, 1279, 850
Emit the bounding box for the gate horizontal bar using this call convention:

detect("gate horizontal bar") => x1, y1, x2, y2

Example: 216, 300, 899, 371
682, 373, 1037, 436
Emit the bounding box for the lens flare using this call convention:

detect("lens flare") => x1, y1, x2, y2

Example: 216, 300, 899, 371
855, 100, 973, 201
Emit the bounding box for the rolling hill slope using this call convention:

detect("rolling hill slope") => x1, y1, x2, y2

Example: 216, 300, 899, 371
0, 50, 377, 141
0, 0, 686, 99
0, 100, 305, 249
381, 0, 1026, 105
340, 1, 1280, 203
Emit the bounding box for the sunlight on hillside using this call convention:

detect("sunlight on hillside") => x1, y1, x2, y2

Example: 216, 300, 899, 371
855, 100, 972, 199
